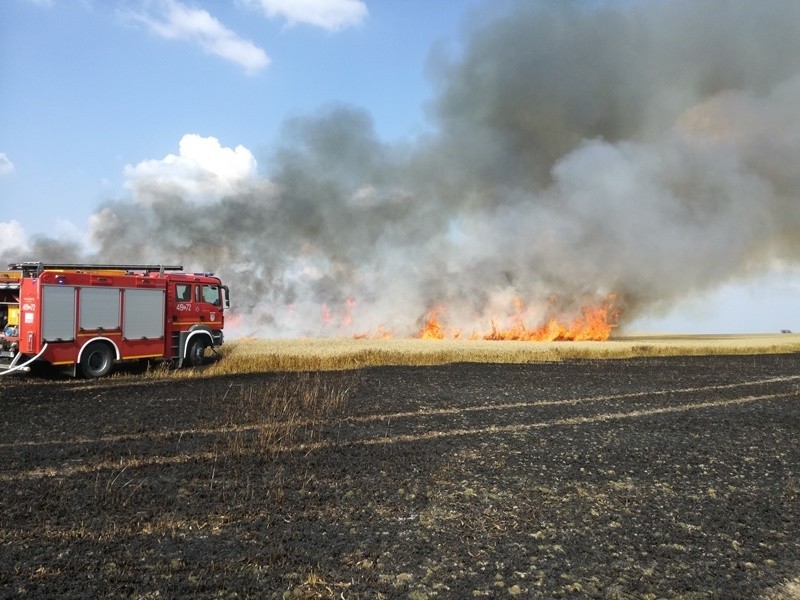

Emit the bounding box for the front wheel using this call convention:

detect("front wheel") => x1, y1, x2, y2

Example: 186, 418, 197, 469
185, 337, 209, 368
80, 342, 114, 378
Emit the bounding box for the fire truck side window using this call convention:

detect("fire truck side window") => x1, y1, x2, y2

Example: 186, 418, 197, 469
176, 284, 191, 301
202, 285, 221, 306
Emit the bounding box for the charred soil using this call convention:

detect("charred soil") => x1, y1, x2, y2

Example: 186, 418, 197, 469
2, 354, 800, 598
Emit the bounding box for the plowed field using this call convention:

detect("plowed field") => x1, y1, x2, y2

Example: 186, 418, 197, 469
2, 354, 800, 598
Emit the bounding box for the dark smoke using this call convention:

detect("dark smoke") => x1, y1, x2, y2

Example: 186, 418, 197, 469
8, 0, 800, 336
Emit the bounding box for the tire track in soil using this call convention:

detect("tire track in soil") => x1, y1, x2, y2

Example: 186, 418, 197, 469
1, 383, 797, 483
3, 373, 799, 450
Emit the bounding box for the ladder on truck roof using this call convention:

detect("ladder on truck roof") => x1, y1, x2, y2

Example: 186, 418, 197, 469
8, 262, 184, 276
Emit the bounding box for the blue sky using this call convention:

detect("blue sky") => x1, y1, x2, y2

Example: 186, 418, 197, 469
1, 0, 479, 234
2, 0, 800, 336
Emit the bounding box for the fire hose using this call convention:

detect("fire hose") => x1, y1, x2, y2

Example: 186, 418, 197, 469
0, 343, 49, 376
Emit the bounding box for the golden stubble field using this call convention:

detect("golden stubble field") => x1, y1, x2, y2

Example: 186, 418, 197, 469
197, 333, 800, 376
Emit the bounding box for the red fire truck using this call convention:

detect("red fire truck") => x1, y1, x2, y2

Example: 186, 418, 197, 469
0, 262, 229, 377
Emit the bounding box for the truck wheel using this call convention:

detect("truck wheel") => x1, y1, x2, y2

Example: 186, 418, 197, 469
185, 337, 208, 368
80, 342, 114, 378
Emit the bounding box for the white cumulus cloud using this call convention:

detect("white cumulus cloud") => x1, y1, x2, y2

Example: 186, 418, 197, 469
0, 153, 15, 178
124, 133, 270, 204
133, 0, 270, 75
246, 0, 367, 31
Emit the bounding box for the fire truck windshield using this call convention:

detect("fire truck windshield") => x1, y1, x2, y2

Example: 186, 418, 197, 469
201, 285, 220, 306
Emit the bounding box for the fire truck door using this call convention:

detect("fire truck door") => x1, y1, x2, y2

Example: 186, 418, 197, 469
195, 284, 223, 325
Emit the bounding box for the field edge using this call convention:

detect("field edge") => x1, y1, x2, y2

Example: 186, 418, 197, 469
187, 333, 800, 376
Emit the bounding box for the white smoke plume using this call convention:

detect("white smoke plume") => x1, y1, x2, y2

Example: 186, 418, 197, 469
9, 0, 800, 337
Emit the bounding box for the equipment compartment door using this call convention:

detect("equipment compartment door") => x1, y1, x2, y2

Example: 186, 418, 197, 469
123, 289, 165, 340
79, 287, 121, 331
42, 285, 76, 342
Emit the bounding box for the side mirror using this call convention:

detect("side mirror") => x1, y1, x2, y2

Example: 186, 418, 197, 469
221, 285, 231, 310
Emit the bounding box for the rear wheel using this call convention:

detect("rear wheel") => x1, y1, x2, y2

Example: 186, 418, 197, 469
80, 342, 114, 378
185, 337, 209, 368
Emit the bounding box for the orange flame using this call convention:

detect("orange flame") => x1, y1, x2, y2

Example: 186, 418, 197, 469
343, 298, 357, 326
485, 305, 616, 341
354, 324, 394, 340
313, 294, 618, 342
422, 295, 619, 342
321, 303, 333, 324
419, 309, 446, 339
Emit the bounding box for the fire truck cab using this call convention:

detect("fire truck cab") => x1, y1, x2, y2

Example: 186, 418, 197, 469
0, 262, 230, 377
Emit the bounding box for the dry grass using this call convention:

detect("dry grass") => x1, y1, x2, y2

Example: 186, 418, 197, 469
760, 578, 800, 600
211, 372, 351, 459
205, 372, 354, 509
194, 333, 800, 375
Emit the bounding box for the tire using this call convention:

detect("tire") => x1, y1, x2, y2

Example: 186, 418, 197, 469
185, 336, 208, 368
80, 342, 114, 378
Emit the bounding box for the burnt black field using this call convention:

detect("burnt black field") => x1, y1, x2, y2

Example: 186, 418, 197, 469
2, 355, 800, 598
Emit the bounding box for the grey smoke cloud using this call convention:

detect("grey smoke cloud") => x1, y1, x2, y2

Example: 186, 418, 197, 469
8, 0, 800, 337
